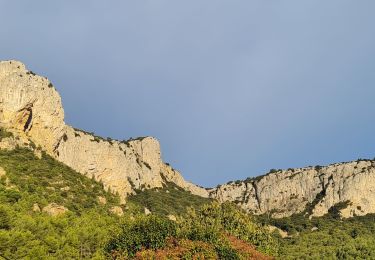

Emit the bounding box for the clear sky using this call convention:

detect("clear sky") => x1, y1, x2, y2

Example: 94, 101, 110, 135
1, 1, 375, 187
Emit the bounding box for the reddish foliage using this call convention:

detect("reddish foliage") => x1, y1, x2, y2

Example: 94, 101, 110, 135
134, 236, 274, 260
135, 237, 217, 259
226, 234, 274, 260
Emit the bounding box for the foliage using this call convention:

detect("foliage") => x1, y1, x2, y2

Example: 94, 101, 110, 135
135, 238, 218, 259
0, 128, 13, 141
106, 202, 276, 259
0, 148, 121, 259
178, 202, 279, 256
0, 147, 276, 259
128, 181, 212, 216
258, 211, 375, 259
0, 148, 120, 211
105, 215, 177, 258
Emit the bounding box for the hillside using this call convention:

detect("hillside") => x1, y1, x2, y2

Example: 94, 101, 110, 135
0, 145, 122, 258
0, 130, 275, 259
3, 59, 375, 259
0, 60, 207, 203
210, 159, 375, 218
261, 210, 375, 258
5, 59, 375, 221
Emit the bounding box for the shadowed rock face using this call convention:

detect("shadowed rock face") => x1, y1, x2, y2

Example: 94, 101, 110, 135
0, 60, 208, 202
209, 160, 375, 218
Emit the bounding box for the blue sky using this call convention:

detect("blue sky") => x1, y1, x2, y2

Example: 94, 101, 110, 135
1, 1, 375, 187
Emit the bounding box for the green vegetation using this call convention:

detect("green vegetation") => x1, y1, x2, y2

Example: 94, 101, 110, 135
106, 202, 277, 259
258, 211, 375, 259
128, 181, 212, 216
105, 215, 177, 258
0, 146, 275, 259
178, 202, 278, 256
0, 148, 119, 211
0, 148, 121, 259
0, 128, 13, 141
4, 142, 374, 259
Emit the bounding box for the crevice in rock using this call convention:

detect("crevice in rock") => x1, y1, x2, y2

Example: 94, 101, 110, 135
53, 135, 64, 157
306, 174, 332, 214
251, 181, 261, 211
23, 108, 33, 132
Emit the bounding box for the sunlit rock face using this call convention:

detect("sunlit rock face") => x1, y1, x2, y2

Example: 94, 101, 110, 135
210, 160, 375, 218
0, 60, 208, 202
0, 60, 65, 154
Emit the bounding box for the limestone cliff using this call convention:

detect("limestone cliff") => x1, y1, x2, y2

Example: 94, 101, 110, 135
0, 60, 208, 202
3, 60, 375, 219
209, 160, 375, 218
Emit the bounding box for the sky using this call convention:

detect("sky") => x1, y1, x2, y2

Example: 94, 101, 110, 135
1, 1, 375, 187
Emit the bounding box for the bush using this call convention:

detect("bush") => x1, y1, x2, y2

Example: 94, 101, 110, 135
216, 245, 240, 259
0, 189, 22, 203
0, 207, 10, 230
0, 128, 13, 141
105, 215, 177, 257
135, 238, 218, 259
178, 202, 278, 255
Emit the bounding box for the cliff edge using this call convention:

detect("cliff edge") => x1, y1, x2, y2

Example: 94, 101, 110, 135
0, 60, 208, 202
210, 160, 375, 218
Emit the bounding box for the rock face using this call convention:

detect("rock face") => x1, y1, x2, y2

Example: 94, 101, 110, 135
0, 60, 208, 202
110, 206, 124, 217
210, 160, 375, 218
0, 61, 65, 154
4, 60, 375, 220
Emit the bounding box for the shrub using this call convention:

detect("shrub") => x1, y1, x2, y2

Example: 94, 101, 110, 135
105, 215, 177, 257
178, 202, 278, 255
135, 238, 218, 259
0, 207, 11, 230
315, 165, 322, 171
0, 128, 13, 141
0, 189, 22, 203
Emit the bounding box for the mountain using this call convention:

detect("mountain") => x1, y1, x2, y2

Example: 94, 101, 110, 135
0, 143, 273, 259
2, 60, 375, 258
2, 60, 375, 220
209, 160, 375, 219
0, 60, 277, 259
0, 60, 208, 203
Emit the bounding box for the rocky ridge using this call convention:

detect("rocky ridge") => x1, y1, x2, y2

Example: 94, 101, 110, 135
209, 160, 375, 218
0, 60, 208, 202
2, 60, 375, 219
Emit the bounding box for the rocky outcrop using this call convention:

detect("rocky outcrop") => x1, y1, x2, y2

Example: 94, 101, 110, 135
97, 196, 107, 205
161, 164, 209, 197
4, 60, 374, 220
110, 206, 124, 217
0, 60, 207, 202
32, 203, 41, 212
210, 160, 375, 218
267, 226, 288, 238
0, 61, 65, 154
42, 203, 69, 216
